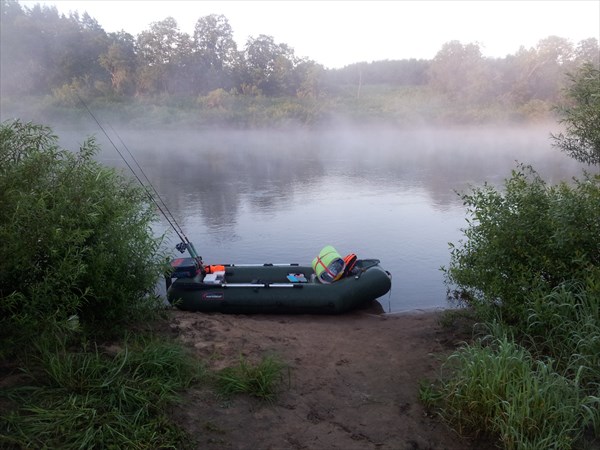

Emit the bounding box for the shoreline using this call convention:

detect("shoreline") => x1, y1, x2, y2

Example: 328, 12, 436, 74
168, 307, 476, 449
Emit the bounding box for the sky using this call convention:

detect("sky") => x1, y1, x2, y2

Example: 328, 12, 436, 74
19, 0, 600, 69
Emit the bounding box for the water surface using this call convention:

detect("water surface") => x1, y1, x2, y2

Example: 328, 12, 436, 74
81, 125, 585, 313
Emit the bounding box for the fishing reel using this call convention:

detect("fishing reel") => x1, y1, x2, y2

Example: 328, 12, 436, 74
175, 241, 203, 268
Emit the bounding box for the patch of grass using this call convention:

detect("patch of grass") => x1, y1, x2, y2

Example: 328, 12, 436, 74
525, 279, 600, 390
418, 379, 444, 413
215, 355, 287, 402
433, 331, 599, 450
0, 334, 204, 450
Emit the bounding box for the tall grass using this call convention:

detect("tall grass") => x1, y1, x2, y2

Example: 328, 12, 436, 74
525, 277, 600, 390
437, 329, 599, 450
0, 334, 203, 449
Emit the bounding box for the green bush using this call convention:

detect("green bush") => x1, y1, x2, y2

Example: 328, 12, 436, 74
552, 63, 600, 166
444, 165, 600, 327
0, 120, 169, 352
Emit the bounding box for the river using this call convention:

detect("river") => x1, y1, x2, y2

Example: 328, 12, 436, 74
83, 124, 585, 313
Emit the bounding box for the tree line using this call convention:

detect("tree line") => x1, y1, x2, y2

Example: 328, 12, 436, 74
1, 0, 598, 109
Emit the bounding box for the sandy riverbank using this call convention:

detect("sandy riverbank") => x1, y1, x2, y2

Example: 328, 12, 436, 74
167, 304, 479, 449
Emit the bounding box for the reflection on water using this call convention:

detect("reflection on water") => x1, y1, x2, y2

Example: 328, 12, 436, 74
73, 125, 585, 313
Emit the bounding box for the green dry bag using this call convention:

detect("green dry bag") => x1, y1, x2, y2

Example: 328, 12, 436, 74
312, 245, 345, 284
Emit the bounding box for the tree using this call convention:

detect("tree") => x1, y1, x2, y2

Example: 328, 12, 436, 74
530, 36, 575, 101
1, 2, 111, 98
191, 14, 239, 93
0, 2, 64, 95
242, 34, 301, 96
53, 11, 110, 94
428, 40, 491, 103
574, 37, 600, 67
551, 63, 600, 165
506, 36, 579, 106
0, 0, 28, 95
295, 60, 325, 99
99, 31, 137, 96
136, 17, 190, 94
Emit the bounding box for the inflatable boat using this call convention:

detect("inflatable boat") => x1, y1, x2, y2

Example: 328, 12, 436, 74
166, 257, 392, 314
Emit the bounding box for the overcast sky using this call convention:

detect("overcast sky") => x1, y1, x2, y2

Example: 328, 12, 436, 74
19, 0, 600, 68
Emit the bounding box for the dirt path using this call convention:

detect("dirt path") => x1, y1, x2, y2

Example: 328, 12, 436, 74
168, 305, 476, 450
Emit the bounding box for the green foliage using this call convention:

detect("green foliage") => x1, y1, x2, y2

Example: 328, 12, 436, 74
525, 278, 600, 389
428, 41, 488, 103
51, 78, 90, 107
197, 88, 233, 109
430, 272, 600, 450
552, 63, 600, 165
444, 165, 600, 326
0, 120, 169, 353
435, 331, 599, 449
2, 0, 599, 118
437, 161, 600, 448
215, 355, 287, 402
0, 334, 203, 449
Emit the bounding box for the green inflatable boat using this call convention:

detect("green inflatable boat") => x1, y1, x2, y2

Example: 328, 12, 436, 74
166, 258, 392, 314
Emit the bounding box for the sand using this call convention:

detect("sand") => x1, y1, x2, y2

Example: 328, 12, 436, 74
167, 303, 478, 450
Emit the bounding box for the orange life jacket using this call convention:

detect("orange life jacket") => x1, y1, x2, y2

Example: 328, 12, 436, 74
343, 253, 358, 277
205, 264, 226, 274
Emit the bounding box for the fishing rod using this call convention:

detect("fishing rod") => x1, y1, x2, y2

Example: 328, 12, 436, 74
75, 92, 202, 264
107, 123, 202, 261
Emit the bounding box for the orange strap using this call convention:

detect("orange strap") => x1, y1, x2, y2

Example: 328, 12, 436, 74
343, 253, 357, 267
315, 252, 337, 278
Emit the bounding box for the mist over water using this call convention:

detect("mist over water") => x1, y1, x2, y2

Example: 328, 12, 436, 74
60, 124, 586, 313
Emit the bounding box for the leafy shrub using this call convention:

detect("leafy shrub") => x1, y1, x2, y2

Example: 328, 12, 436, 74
443, 164, 600, 327
0, 120, 169, 352
197, 88, 233, 109
552, 63, 600, 166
